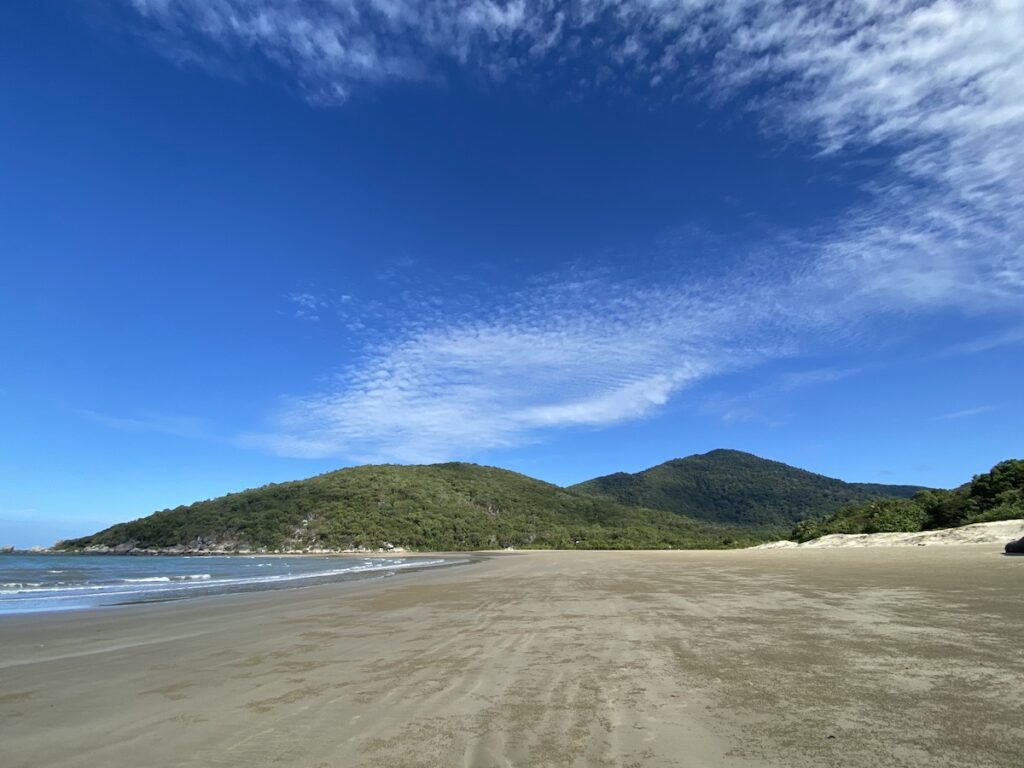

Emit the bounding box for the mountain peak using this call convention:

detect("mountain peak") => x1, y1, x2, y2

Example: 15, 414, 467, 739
571, 451, 925, 529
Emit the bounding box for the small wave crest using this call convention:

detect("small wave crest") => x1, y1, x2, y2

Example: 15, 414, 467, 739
121, 574, 212, 583
0, 557, 461, 611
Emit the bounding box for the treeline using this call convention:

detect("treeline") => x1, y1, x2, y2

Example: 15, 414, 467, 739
791, 459, 1024, 542
58, 463, 766, 552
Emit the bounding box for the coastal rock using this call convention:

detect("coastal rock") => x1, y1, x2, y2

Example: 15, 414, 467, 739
1006, 537, 1024, 554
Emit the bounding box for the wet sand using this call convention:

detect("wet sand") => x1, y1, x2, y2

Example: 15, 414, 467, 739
2, 547, 1022, 767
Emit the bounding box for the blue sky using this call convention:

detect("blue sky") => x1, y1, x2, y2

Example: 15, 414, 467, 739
2, 0, 1022, 546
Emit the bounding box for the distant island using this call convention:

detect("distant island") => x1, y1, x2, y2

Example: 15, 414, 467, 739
56, 448, 987, 554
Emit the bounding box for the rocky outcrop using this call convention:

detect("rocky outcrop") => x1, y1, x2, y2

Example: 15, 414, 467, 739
68, 541, 413, 556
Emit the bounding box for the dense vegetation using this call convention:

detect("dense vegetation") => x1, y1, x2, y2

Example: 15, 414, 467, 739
570, 449, 924, 531
791, 459, 1024, 541
63, 452, 1012, 553
58, 463, 767, 552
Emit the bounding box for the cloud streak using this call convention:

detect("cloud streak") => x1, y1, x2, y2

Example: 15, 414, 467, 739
244, 270, 797, 460
940, 324, 1024, 357
122, 1, 1024, 460
76, 408, 210, 439
123, 1, 1024, 310
936, 405, 998, 421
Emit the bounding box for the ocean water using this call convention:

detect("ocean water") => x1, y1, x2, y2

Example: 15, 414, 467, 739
0, 553, 461, 615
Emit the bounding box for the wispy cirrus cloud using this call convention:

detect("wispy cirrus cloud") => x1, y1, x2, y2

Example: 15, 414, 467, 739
241, 246, 956, 461
121, 1, 1024, 460
244, 268, 800, 460
76, 408, 210, 439
936, 405, 999, 421
285, 291, 326, 321
777, 367, 863, 392
699, 365, 862, 429
123, 0, 1024, 310
940, 324, 1024, 357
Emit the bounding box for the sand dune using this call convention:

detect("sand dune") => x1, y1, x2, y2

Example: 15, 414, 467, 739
755, 518, 1024, 549
2, 547, 1022, 767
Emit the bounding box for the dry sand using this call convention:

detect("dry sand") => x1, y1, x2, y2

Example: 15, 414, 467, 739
2, 547, 1023, 768
754, 518, 1024, 549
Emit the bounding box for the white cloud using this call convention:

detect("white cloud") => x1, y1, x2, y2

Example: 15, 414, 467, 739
243, 269, 801, 460
122, 1, 1024, 310
936, 404, 998, 420
76, 408, 209, 439
777, 367, 862, 391
119, 1, 1024, 460
940, 325, 1024, 356
286, 291, 325, 320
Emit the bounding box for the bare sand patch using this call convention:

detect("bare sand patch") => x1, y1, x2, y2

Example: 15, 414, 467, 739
755, 519, 1024, 549
1, 547, 1021, 767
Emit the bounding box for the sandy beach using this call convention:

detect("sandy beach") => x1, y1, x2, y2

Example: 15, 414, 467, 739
2, 547, 1022, 768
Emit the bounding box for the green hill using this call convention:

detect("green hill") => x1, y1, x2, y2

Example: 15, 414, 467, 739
57, 463, 765, 552
792, 459, 1024, 541
570, 449, 925, 531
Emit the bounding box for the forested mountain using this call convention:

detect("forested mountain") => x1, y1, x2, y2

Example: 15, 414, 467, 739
58, 451, 953, 553
58, 463, 764, 552
570, 449, 925, 530
791, 459, 1024, 541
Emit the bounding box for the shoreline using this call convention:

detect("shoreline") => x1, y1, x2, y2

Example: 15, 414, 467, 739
0, 553, 483, 617
3, 546, 1021, 767
0, 553, 491, 635
3, 549, 531, 565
